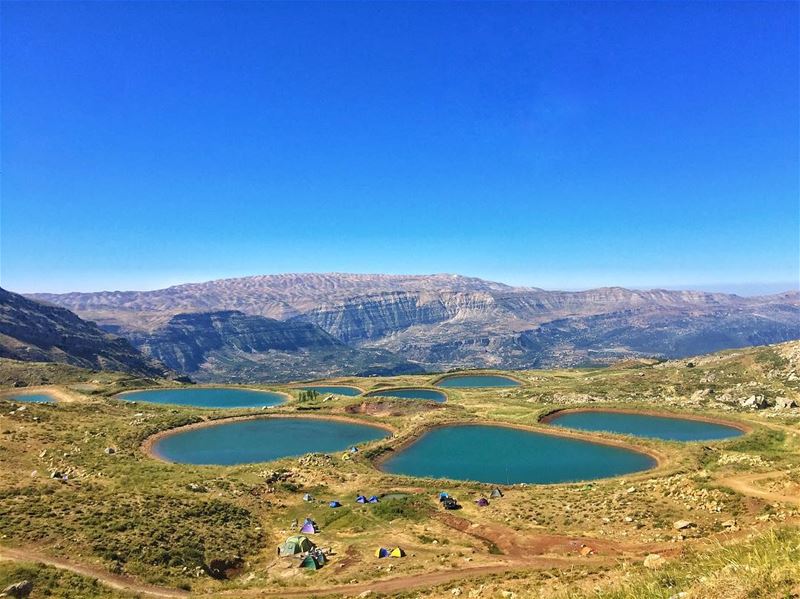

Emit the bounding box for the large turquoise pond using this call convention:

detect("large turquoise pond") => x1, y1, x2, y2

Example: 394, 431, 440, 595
298, 385, 363, 396
120, 388, 286, 409
435, 375, 521, 388
545, 410, 744, 442
365, 388, 447, 402
5, 393, 55, 404
152, 417, 389, 465
380, 424, 655, 484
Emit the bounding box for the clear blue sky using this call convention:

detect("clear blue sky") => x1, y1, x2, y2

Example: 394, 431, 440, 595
2, 1, 798, 294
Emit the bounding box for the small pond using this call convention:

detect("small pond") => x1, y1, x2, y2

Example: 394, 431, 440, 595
119, 388, 286, 409
4, 393, 55, 404
380, 424, 655, 484
544, 410, 745, 442
435, 375, 521, 388
152, 417, 389, 465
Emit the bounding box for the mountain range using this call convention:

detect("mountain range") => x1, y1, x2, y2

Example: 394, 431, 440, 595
22, 273, 800, 381
0, 287, 167, 378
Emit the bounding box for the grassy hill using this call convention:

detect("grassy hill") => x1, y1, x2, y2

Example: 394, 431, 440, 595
0, 341, 797, 598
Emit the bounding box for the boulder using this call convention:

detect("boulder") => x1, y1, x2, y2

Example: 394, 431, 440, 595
204, 556, 242, 580
673, 520, 696, 530
2, 580, 33, 598
775, 397, 798, 409
741, 395, 769, 409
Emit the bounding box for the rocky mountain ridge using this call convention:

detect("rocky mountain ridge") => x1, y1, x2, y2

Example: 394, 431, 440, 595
0, 288, 168, 377
26, 273, 800, 378
125, 310, 422, 382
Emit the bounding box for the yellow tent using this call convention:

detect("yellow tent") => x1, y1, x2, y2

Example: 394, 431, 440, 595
389, 547, 406, 558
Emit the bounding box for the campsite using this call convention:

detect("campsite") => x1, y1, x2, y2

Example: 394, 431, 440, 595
0, 341, 798, 597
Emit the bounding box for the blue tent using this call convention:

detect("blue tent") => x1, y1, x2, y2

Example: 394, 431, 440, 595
368, 495, 380, 503
438, 492, 450, 502
329, 500, 342, 508
356, 495, 367, 504
375, 547, 390, 558
349, 446, 359, 453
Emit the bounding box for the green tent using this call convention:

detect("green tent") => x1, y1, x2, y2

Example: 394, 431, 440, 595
277, 535, 314, 557
299, 554, 321, 570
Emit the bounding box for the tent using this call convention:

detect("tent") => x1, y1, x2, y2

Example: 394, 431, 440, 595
356, 495, 368, 504
375, 547, 390, 558
490, 488, 503, 498
438, 492, 450, 502
329, 500, 342, 508
303, 493, 314, 502
476, 497, 490, 507
349, 446, 359, 453
442, 497, 460, 510
299, 554, 321, 570
389, 547, 406, 558
300, 520, 318, 534
341, 453, 351, 461
367, 495, 380, 503
277, 535, 314, 557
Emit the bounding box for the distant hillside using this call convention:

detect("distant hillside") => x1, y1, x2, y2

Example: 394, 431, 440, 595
27, 273, 800, 377
0, 288, 168, 377
126, 310, 425, 383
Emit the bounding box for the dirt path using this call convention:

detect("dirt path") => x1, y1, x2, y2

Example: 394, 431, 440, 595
223, 552, 614, 598
433, 512, 626, 559
3, 469, 796, 598
718, 471, 800, 506
0, 546, 188, 598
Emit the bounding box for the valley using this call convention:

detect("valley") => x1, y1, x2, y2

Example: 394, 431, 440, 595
19, 273, 800, 381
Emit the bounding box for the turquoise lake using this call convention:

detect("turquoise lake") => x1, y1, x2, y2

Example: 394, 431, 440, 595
153, 417, 389, 465
299, 385, 363, 396
380, 424, 655, 484
5, 393, 55, 404
435, 375, 521, 388
365, 388, 447, 402
546, 410, 744, 442
120, 388, 285, 409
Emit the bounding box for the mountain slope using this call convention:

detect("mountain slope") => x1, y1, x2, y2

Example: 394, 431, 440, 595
30, 273, 513, 329
26, 273, 800, 376
127, 310, 424, 382
0, 288, 168, 377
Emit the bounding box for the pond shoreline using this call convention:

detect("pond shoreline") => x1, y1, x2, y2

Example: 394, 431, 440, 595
116, 386, 292, 408
371, 418, 667, 486
539, 406, 752, 433
141, 412, 397, 463
429, 372, 526, 387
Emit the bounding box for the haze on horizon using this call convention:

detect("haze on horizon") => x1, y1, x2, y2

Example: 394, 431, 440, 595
1, 2, 798, 296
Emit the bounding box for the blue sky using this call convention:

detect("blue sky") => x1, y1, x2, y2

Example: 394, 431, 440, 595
1, 1, 798, 294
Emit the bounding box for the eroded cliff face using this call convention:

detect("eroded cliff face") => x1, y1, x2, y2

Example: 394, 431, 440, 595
127, 310, 423, 381
295, 291, 502, 343
127, 311, 341, 372
22, 274, 800, 379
